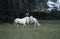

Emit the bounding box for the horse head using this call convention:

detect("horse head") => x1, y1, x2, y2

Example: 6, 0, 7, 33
24, 16, 30, 24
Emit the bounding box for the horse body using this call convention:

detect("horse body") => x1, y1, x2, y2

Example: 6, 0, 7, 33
15, 18, 26, 24
14, 16, 30, 27
30, 16, 40, 26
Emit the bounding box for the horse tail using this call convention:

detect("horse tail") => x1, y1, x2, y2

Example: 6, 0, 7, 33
14, 19, 16, 26
36, 20, 40, 26
14, 18, 18, 27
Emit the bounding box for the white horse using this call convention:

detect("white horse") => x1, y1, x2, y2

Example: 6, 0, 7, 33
30, 16, 40, 27
14, 16, 30, 27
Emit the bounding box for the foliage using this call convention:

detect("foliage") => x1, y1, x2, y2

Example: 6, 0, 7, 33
0, 0, 60, 23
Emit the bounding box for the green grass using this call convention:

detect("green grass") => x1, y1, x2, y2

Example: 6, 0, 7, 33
0, 20, 60, 39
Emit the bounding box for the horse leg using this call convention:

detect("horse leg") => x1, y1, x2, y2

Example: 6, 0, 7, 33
15, 23, 20, 32
34, 22, 37, 28
23, 23, 26, 28
16, 24, 19, 28
23, 25, 25, 28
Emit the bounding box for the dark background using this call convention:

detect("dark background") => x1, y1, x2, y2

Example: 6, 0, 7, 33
0, 0, 60, 23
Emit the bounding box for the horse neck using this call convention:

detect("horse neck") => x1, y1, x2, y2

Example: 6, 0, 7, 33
23, 17, 25, 19
30, 17, 33, 21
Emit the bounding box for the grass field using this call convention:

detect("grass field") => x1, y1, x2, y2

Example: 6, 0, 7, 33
0, 20, 60, 39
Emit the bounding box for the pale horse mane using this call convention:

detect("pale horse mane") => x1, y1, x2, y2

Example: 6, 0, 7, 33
30, 16, 40, 26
